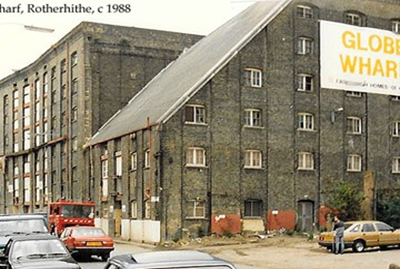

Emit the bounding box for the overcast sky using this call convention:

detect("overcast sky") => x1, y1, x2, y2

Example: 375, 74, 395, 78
0, 0, 254, 79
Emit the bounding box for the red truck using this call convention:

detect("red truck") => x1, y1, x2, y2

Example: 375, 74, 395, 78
48, 199, 95, 236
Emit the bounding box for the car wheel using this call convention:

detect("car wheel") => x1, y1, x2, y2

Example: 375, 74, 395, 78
101, 253, 110, 261
352, 240, 365, 252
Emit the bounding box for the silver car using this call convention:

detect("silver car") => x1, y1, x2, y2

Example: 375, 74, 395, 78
103, 250, 236, 269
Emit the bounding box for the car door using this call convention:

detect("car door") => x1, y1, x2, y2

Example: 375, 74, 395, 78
376, 222, 398, 246
360, 223, 379, 247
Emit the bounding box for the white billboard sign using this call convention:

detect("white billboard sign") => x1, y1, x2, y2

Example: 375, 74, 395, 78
320, 20, 400, 96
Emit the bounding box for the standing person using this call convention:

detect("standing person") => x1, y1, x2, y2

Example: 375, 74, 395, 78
333, 215, 345, 254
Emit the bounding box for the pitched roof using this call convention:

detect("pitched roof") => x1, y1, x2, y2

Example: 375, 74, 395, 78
87, 0, 292, 146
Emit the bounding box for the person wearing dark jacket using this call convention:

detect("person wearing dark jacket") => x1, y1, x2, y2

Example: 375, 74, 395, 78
333, 215, 345, 254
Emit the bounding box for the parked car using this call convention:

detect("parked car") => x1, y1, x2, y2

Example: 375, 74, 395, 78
60, 226, 114, 261
0, 233, 80, 268
318, 220, 400, 252
103, 250, 237, 269
0, 214, 49, 249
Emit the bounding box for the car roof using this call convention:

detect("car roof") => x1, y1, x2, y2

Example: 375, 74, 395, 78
345, 220, 386, 225
109, 250, 235, 268
67, 226, 101, 230
0, 214, 46, 220
7, 233, 59, 242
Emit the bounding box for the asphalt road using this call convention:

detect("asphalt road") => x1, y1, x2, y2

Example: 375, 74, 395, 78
78, 241, 150, 269
78, 240, 254, 269
78, 239, 400, 269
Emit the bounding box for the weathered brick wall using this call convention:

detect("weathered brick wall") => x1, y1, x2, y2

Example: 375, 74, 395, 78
159, 0, 400, 237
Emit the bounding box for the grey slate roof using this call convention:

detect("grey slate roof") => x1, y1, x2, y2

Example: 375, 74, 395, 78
87, 0, 292, 146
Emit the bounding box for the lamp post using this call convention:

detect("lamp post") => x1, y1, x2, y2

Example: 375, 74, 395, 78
23, 25, 54, 33
0, 23, 54, 33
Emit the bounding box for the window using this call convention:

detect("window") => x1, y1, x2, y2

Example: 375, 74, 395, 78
23, 85, 30, 105
244, 200, 262, 217
349, 224, 360, 233
347, 154, 362, 172
298, 152, 314, 170
43, 72, 48, 95
297, 37, 313, 55
345, 13, 362, 26
72, 137, 78, 151
392, 121, 400, 137
298, 113, 314, 131
346, 91, 362, 97
3, 95, 9, 122
391, 96, 400, 101
35, 102, 40, 122
347, 117, 362, 134
35, 173, 41, 204
131, 152, 137, 171
144, 149, 150, 168
71, 52, 78, 66
71, 79, 78, 94
71, 107, 77, 122
244, 150, 262, 169
131, 201, 137, 219
44, 150, 49, 203
4, 135, 9, 152
187, 200, 205, 218
13, 89, 19, 108
34, 79, 40, 100
185, 105, 206, 124
392, 157, 400, 173
13, 114, 19, 130
13, 163, 19, 193
24, 176, 30, 203
361, 223, 375, 232
23, 130, 30, 150
44, 173, 48, 203
145, 200, 151, 219
13, 133, 19, 153
376, 222, 393, 232
392, 20, 400, 33
23, 155, 31, 203
244, 109, 262, 127
23, 155, 30, 175
296, 5, 313, 19
23, 107, 30, 127
186, 147, 206, 167
101, 159, 108, 178
101, 159, 108, 198
35, 125, 40, 147
244, 68, 262, 88
297, 74, 313, 92
60, 59, 67, 86
115, 151, 122, 176
43, 122, 48, 143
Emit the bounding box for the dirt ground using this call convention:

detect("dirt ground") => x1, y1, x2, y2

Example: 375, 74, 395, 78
156, 233, 400, 269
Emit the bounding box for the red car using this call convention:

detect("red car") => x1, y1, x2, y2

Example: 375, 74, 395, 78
60, 226, 114, 261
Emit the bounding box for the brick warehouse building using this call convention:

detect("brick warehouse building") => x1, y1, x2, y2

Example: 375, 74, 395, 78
86, 0, 400, 243
0, 22, 201, 214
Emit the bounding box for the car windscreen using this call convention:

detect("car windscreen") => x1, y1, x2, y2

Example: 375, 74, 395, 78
61, 205, 93, 218
72, 228, 106, 236
344, 223, 354, 231
0, 219, 48, 234
10, 239, 68, 260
